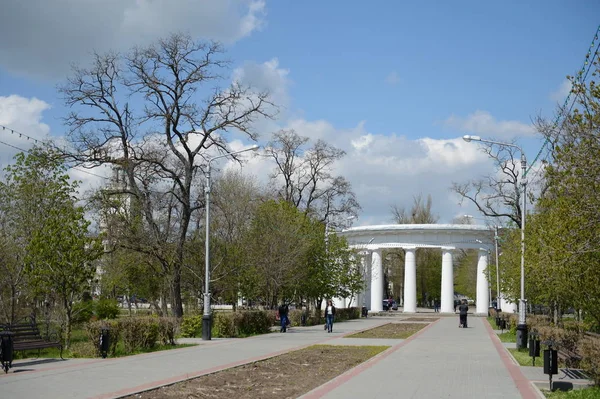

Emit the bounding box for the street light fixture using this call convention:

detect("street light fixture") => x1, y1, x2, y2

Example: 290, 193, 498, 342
203, 144, 259, 340
463, 134, 528, 349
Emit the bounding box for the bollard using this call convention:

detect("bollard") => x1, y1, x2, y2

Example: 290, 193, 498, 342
99, 327, 110, 359
0, 331, 15, 373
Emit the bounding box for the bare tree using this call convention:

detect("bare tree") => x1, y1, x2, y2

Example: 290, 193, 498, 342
59, 33, 274, 317
390, 193, 438, 224
265, 130, 360, 226
451, 145, 523, 228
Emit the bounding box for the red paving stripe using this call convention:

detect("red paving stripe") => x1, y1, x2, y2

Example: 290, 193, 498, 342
484, 319, 540, 399
301, 318, 441, 399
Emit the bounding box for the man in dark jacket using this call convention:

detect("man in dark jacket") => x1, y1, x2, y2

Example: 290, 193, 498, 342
458, 299, 469, 328
278, 303, 289, 333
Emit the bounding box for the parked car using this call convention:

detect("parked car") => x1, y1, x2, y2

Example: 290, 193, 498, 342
383, 299, 398, 310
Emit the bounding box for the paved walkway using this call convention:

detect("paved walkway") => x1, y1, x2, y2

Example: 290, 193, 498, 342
0, 314, 553, 398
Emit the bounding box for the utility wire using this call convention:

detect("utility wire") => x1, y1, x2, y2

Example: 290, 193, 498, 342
0, 123, 109, 180
526, 24, 600, 177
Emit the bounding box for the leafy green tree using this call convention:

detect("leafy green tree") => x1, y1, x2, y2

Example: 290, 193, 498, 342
0, 147, 103, 347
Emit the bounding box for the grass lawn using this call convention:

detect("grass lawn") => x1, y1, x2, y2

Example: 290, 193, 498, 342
508, 348, 542, 367
543, 387, 600, 398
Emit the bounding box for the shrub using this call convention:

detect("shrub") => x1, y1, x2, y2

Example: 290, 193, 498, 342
579, 335, 600, 385
158, 317, 178, 345
72, 300, 94, 324
95, 299, 120, 320
84, 319, 120, 357
180, 314, 203, 338
119, 317, 159, 353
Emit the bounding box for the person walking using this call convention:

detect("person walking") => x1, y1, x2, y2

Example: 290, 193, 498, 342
458, 299, 469, 328
325, 300, 336, 333
278, 303, 289, 333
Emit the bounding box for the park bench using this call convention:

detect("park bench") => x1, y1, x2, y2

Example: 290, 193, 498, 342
557, 346, 582, 368
0, 317, 63, 360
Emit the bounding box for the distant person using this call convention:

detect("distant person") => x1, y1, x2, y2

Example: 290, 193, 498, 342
458, 299, 469, 328
325, 299, 336, 333
278, 303, 289, 333
433, 299, 439, 313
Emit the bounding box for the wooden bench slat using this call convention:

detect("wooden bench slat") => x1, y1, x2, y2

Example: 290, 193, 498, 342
1, 320, 63, 360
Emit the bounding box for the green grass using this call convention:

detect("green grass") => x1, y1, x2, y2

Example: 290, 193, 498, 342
543, 386, 600, 398
508, 348, 542, 367
497, 330, 517, 342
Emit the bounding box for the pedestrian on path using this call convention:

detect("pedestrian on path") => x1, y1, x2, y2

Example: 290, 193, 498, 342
278, 303, 289, 333
458, 299, 469, 328
325, 300, 336, 333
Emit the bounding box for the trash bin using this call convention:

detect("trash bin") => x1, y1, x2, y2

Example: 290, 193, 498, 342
0, 331, 14, 373
529, 331, 540, 365
99, 327, 110, 359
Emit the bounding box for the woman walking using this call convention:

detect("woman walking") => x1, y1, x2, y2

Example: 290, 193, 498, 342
325, 300, 336, 333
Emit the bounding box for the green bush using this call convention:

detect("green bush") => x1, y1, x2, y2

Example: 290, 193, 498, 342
84, 319, 120, 357
119, 317, 159, 353
180, 314, 203, 338
95, 299, 119, 320
72, 300, 95, 324
158, 317, 178, 345
579, 335, 600, 386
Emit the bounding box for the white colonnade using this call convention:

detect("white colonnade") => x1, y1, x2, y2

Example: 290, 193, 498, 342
340, 224, 498, 315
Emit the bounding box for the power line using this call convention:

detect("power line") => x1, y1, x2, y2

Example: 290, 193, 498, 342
526, 24, 600, 177
0, 124, 109, 180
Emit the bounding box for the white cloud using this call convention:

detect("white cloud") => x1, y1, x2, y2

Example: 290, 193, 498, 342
443, 110, 535, 140
0, 95, 51, 158
385, 71, 401, 85
550, 79, 572, 102
0, 0, 267, 79
233, 58, 290, 110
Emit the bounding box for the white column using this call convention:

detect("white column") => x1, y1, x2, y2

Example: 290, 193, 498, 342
403, 247, 417, 313
440, 247, 454, 313
370, 249, 383, 312
476, 249, 490, 315
365, 252, 372, 310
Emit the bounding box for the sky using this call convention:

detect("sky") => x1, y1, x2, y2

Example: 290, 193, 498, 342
0, 0, 598, 226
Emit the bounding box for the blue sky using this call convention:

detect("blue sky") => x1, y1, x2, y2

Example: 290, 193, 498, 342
0, 1, 598, 224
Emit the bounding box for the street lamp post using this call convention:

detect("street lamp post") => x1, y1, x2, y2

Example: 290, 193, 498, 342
203, 144, 259, 340
463, 134, 528, 349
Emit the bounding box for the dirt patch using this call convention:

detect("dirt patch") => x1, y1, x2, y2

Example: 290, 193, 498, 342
125, 345, 388, 399
403, 317, 439, 322
346, 322, 427, 339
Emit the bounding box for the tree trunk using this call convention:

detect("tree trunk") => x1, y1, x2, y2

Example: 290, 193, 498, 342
171, 267, 183, 317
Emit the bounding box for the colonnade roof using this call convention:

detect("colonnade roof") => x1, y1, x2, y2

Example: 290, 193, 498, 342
339, 223, 495, 251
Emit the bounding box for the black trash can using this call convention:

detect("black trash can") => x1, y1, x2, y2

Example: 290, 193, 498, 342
0, 331, 15, 373
99, 327, 110, 359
